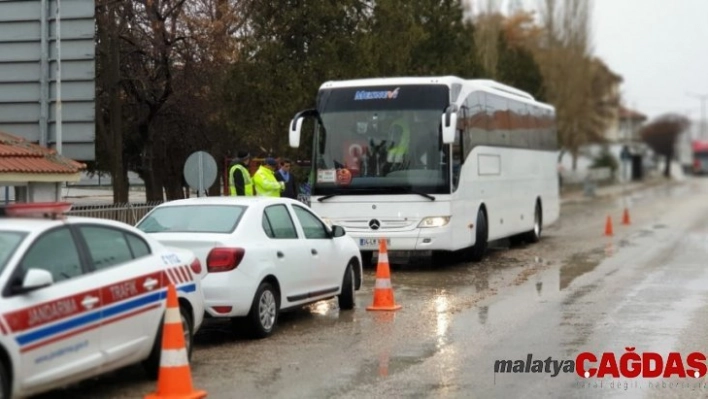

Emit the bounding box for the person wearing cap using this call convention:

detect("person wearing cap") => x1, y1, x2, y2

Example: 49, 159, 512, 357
228, 151, 255, 196
253, 157, 285, 197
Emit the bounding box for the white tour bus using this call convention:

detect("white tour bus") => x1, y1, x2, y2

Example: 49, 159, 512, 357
288, 76, 559, 265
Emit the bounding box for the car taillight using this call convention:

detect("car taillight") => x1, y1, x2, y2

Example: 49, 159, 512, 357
206, 247, 245, 273
190, 258, 202, 274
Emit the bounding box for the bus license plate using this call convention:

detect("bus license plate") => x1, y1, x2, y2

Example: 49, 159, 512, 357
359, 238, 391, 248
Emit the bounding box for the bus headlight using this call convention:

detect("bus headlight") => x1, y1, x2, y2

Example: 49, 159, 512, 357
418, 216, 450, 228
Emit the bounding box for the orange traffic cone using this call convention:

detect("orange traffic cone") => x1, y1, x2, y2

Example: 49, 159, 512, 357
622, 208, 631, 225
604, 216, 614, 237
367, 239, 402, 311
145, 284, 207, 399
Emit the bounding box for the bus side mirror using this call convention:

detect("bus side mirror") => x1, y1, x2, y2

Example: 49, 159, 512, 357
289, 117, 303, 148
441, 106, 458, 144
289, 108, 320, 148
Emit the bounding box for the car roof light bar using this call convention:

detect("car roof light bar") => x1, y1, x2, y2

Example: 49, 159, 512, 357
0, 202, 73, 219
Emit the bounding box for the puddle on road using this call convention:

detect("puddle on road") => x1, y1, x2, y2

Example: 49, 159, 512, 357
617, 239, 634, 248
559, 250, 605, 291
633, 229, 654, 238
326, 344, 438, 396
440, 240, 621, 333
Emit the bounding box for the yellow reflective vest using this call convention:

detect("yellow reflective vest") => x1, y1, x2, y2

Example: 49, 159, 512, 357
387, 118, 411, 163
229, 164, 254, 196
253, 165, 284, 197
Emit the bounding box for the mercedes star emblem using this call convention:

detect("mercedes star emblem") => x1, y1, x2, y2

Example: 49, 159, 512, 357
368, 219, 381, 230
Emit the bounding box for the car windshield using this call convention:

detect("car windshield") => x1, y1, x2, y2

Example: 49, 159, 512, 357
0, 231, 27, 274
137, 205, 246, 234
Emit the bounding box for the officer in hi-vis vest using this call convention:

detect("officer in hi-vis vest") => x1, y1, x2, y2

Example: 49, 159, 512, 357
229, 151, 255, 196
384, 115, 411, 174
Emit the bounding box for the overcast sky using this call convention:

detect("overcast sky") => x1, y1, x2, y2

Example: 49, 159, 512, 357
475, 0, 708, 124
592, 0, 708, 122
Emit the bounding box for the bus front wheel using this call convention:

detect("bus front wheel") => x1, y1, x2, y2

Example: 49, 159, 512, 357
468, 209, 488, 262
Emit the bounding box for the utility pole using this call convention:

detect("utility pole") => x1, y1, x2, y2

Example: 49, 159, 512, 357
687, 92, 708, 139
55, 0, 62, 155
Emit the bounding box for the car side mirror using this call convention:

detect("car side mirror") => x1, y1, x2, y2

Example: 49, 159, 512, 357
331, 225, 346, 238
12, 268, 53, 295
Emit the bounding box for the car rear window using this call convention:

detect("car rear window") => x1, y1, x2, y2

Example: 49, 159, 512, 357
0, 231, 27, 273
137, 205, 246, 234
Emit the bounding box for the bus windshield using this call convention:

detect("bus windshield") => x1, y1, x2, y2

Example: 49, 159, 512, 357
312, 84, 451, 195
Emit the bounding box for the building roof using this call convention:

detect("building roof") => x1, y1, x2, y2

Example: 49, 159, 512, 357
0, 130, 86, 175
618, 106, 647, 122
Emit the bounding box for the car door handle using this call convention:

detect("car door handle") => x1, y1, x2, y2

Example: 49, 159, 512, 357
277, 251, 284, 258
311, 249, 318, 255
81, 296, 99, 309
143, 278, 159, 290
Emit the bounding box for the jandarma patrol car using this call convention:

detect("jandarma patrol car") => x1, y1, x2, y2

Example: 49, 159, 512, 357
0, 202, 205, 399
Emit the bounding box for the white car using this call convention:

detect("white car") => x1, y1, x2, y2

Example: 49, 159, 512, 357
136, 196, 363, 339
0, 202, 205, 399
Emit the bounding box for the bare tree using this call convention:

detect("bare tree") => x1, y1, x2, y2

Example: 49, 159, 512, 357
472, 0, 502, 77
640, 114, 691, 178
96, 0, 131, 202
535, 0, 596, 169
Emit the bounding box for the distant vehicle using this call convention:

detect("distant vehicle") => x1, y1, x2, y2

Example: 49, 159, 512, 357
0, 202, 205, 399
693, 140, 708, 175
135, 197, 363, 339
288, 76, 560, 265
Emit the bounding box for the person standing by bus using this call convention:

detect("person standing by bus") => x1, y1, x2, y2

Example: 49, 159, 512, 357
253, 157, 285, 197
228, 151, 255, 196
275, 159, 299, 199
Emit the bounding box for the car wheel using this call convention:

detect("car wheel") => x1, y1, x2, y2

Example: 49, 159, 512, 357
338, 263, 356, 310
180, 306, 194, 361
0, 360, 9, 399
143, 305, 194, 380
523, 202, 542, 243
468, 209, 488, 262
247, 282, 279, 339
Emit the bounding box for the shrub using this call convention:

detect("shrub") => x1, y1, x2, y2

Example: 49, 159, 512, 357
591, 148, 619, 175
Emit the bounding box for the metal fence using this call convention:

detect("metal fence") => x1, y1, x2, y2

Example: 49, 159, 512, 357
65, 195, 312, 225
66, 201, 163, 225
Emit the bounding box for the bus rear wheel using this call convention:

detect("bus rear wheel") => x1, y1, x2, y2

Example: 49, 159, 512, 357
523, 202, 542, 243
468, 209, 488, 262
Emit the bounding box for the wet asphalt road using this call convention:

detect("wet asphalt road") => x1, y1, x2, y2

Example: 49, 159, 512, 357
35, 177, 708, 399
